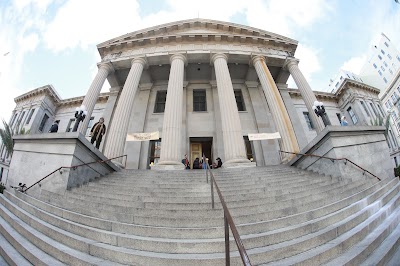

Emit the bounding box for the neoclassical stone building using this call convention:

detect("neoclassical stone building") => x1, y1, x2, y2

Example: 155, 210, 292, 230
1, 19, 389, 172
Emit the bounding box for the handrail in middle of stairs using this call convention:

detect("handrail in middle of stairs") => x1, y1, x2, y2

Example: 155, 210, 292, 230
203, 155, 252, 266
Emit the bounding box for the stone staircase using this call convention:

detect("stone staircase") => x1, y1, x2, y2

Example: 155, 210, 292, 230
0, 165, 399, 265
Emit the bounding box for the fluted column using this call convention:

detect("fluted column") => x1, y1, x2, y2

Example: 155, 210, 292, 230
252, 56, 299, 162
156, 54, 186, 169
104, 58, 147, 161
212, 53, 250, 165
286, 58, 324, 132
78, 63, 114, 134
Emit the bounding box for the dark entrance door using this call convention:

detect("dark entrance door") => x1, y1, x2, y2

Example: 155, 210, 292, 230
189, 137, 213, 169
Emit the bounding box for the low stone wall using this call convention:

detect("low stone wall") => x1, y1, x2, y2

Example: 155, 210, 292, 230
289, 126, 394, 180
7, 132, 119, 197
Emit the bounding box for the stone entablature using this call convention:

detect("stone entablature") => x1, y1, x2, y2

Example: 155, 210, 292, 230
101, 43, 292, 65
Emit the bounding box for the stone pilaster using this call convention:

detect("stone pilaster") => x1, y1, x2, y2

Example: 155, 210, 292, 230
153, 54, 186, 170
79, 63, 114, 134
286, 58, 325, 133
104, 58, 147, 161
211, 53, 252, 166
252, 56, 299, 162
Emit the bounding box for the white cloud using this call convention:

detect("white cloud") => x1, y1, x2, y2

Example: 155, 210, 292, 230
0, 1, 49, 121
340, 55, 367, 75
292, 44, 321, 85
44, 0, 142, 52
246, 0, 332, 37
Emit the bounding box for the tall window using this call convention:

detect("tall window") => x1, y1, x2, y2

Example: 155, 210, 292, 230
66, 118, 75, 132
303, 112, 314, 130
154, 90, 167, 113
336, 113, 342, 123
369, 103, 378, 116
193, 89, 206, 111
234, 90, 246, 111
10, 113, 18, 127
16, 111, 26, 130
347, 107, 358, 124
38, 114, 49, 132
26, 109, 35, 124
377, 104, 385, 116
360, 101, 370, 116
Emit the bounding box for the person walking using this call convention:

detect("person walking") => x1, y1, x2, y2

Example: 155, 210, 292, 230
90, 117, 106, 149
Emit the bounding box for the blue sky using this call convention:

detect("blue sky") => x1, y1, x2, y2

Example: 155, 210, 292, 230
0, 0, 399, 123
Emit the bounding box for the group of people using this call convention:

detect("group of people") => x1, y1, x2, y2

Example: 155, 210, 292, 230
182, 154, 222, 169
48, 117, 107, 149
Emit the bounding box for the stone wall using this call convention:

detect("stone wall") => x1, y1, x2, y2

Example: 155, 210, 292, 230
7, 133, 119, 197
289, 126, 394, 181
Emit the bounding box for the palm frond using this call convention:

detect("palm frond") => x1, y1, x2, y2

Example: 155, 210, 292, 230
0, 119, 14, 156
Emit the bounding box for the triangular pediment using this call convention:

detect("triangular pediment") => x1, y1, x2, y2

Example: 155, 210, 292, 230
97, 18, 297, 49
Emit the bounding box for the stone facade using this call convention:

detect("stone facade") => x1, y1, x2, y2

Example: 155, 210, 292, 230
0, 19, 391, 172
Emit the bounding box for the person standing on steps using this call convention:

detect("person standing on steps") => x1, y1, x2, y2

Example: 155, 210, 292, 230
90, 117, 106, 149
340, 116, 348, 126
49, 121, 59, 133
182, 154, 190, 169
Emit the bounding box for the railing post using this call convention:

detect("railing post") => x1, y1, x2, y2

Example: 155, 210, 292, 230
211, 175, 215, 209
206, 168, 208, 183
225, 213, 230, 266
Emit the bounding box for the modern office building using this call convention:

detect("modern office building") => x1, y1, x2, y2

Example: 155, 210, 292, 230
360, 33, 400, 91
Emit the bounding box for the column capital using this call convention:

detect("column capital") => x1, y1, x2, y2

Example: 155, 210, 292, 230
251, 55, 265, 65
170, 53, 187, 65
284, 57, 300, 70
97, 62, 114, 73
211, 53, 228, 64
131, 57, 148, 68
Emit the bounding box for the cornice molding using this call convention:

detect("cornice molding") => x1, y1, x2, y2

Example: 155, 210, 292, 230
14, 85, 61, 104
97, 19, 298, 59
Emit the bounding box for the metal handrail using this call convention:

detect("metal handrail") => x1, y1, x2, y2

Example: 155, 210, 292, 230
23, 154, 127, 193
279, 150, 381, 181
203, 156, 252, 266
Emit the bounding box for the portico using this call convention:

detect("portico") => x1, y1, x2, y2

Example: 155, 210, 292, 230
75, 18, 322, 169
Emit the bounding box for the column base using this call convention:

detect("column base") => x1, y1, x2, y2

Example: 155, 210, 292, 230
223, 158, 256, 169
151, 161, 185, 171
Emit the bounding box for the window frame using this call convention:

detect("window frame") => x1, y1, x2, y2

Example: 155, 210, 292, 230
303, 112, 314, 130
347, 107, 358, 124
193, 89, 207, 112
154, 90, 167, 113
234, 89, 246, 111
26, 109, 35, 125
38, 113, 49, 132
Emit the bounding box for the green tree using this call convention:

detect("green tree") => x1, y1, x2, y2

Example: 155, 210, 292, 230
0, 119, 14, 157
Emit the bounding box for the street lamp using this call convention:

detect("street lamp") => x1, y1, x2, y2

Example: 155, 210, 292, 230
72, 105, 87, 132
312, 101, 331, 126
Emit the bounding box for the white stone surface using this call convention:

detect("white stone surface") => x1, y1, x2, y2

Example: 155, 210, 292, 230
104, 58, 147, 161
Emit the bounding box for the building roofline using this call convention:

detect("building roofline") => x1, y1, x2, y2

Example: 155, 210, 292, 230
14, 85, 62, 104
